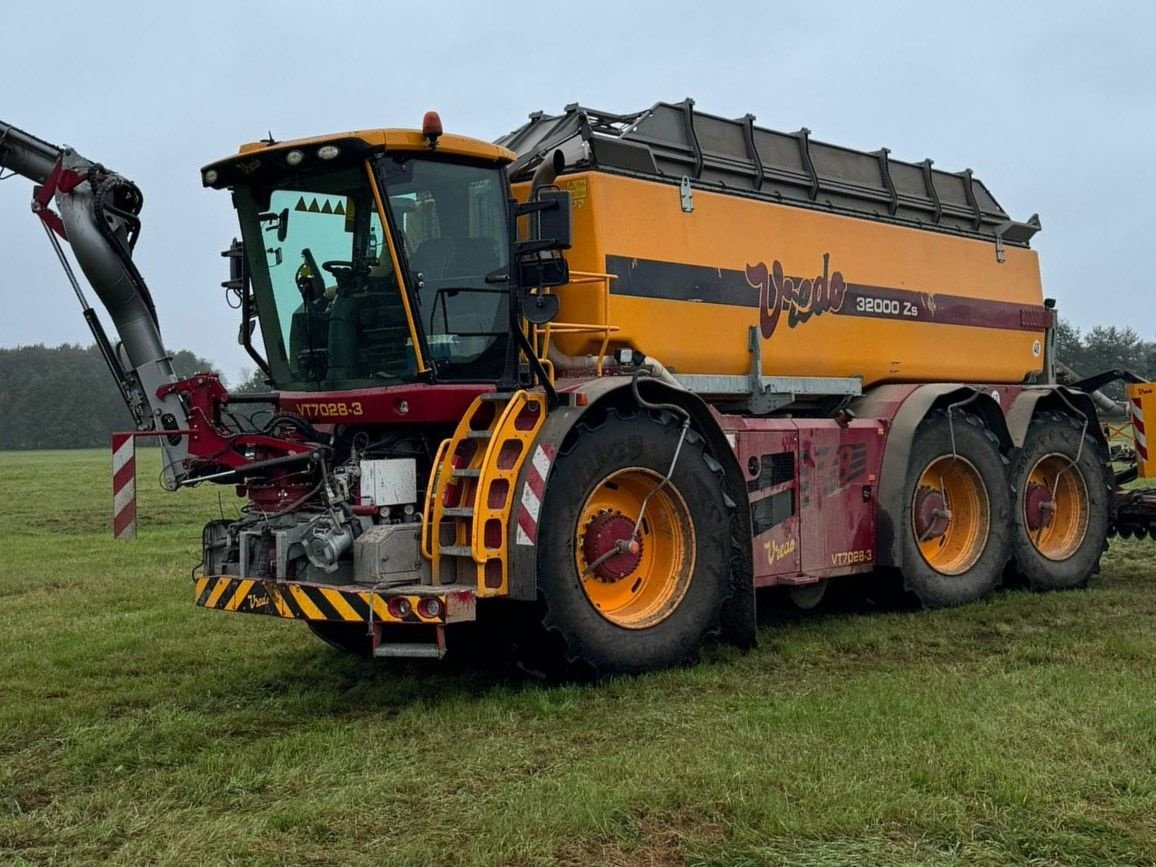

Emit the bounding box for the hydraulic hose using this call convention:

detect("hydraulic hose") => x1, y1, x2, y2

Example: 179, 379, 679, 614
631, 367, 689, 420
262, 413, 329, 445
545, 343, 683, 390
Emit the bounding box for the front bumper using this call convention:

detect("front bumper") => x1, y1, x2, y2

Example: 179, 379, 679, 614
194, 576, 476, 625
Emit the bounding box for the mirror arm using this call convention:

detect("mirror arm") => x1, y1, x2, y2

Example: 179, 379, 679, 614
510, 304, 559, 409
514, 238, 566, 256
222, 238, 271, 377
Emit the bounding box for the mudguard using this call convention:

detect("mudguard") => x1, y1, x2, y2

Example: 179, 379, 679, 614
507, 376, 756, 649
1004, 386, 1104, 449
852, 383, 1011, 568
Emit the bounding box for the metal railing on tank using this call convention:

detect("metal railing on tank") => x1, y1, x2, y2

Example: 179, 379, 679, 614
531, 270, 620, 380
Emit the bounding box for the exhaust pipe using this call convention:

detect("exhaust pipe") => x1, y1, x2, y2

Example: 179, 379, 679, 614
530, 149, 566, 196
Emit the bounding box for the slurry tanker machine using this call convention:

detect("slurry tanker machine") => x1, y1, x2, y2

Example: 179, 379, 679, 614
3, 101, 1154, 675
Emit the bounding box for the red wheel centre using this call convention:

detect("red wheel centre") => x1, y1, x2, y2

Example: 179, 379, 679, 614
914, 487, 950, 540
1024, 482, 1055, 532
582, 513, 643, 582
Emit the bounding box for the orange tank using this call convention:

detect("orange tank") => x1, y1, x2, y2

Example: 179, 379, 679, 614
502, 101, 1049, 389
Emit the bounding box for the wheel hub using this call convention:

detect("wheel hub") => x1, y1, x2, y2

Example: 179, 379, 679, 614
582, 512, 643, 583
913, 487, 951, 540
1024, 482, 1055, 532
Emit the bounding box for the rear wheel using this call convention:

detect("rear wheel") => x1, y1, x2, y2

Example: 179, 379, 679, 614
1010, 412, 1110, 590
535, 410, 732, 676
898, 410, 1011, 607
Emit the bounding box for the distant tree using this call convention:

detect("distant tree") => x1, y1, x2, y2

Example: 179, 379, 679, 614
1053, 318, 1087, 376
0, 344, 216, 450
1051, 319, 1154, 399
171, 349, 218, 380
1082, 326, 1147, 376
231, 367, 275, 395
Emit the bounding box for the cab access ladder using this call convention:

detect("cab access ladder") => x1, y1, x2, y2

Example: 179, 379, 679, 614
421, 390, 548, 596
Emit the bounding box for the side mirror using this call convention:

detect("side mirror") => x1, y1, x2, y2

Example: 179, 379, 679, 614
523, 293, 561, 325
512, 186, 572, 302
237, 317, 257, 346
535, 189, 572, 249
258, 208, 290, 242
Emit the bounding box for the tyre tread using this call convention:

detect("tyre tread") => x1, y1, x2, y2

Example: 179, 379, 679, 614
530, 408, 734, 678
1010, 410, 1110, 591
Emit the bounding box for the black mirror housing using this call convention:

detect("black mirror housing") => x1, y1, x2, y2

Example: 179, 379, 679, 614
536, 189, 572, 249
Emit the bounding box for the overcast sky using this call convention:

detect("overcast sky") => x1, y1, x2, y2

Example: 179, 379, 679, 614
1, 0, 1153, 384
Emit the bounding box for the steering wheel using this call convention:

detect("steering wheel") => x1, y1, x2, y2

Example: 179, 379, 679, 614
322, 260, 354, 276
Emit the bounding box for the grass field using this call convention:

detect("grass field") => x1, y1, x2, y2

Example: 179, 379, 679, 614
1, 448, 1154, 866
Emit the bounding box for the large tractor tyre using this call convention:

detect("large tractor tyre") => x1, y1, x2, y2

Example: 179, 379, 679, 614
897, 410, 1012, 608
306, 621, 373, 656
1010, 411, 1110, 591
534, 409, 733, 677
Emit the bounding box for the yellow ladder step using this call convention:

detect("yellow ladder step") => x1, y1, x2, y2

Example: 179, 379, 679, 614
440, 545, 473, 558
422, 389, 548, 595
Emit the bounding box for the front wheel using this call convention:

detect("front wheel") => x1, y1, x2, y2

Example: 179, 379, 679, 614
1010, 412, 1110, 590
534, 410, 733, 676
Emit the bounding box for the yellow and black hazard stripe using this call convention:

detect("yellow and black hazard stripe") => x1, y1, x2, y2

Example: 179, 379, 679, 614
194, 576, 465, 625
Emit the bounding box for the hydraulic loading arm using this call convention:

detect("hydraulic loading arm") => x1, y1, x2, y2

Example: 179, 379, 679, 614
0, 120, 191, 480
0, 121, 327, 491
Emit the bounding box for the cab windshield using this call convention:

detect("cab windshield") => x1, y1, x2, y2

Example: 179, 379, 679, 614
236, 166, 415, 391
236, 157, 512, 391
378, 157, 511, 381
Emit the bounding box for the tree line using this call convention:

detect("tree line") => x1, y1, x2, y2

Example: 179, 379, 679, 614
0, 344, 227, 450
1054, 321, 1156, 395
1, 321, 1154, 450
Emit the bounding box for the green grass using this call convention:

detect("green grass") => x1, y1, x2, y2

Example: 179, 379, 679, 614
1, 448, 1154, 866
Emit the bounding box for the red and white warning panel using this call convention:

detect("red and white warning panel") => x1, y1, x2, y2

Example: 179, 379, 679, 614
112, 432, 137, 540
1128, 383, 1156, 479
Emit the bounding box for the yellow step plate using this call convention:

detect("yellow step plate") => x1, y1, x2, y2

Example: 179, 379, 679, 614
194, 576, 476, 624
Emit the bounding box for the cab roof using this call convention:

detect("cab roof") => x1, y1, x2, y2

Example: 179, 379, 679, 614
201, 128, 516, 189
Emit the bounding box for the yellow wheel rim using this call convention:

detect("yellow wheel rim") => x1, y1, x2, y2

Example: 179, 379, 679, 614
911, 456, 990, 575
575, 468, 695, 629
1022, 453, 1088, 561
